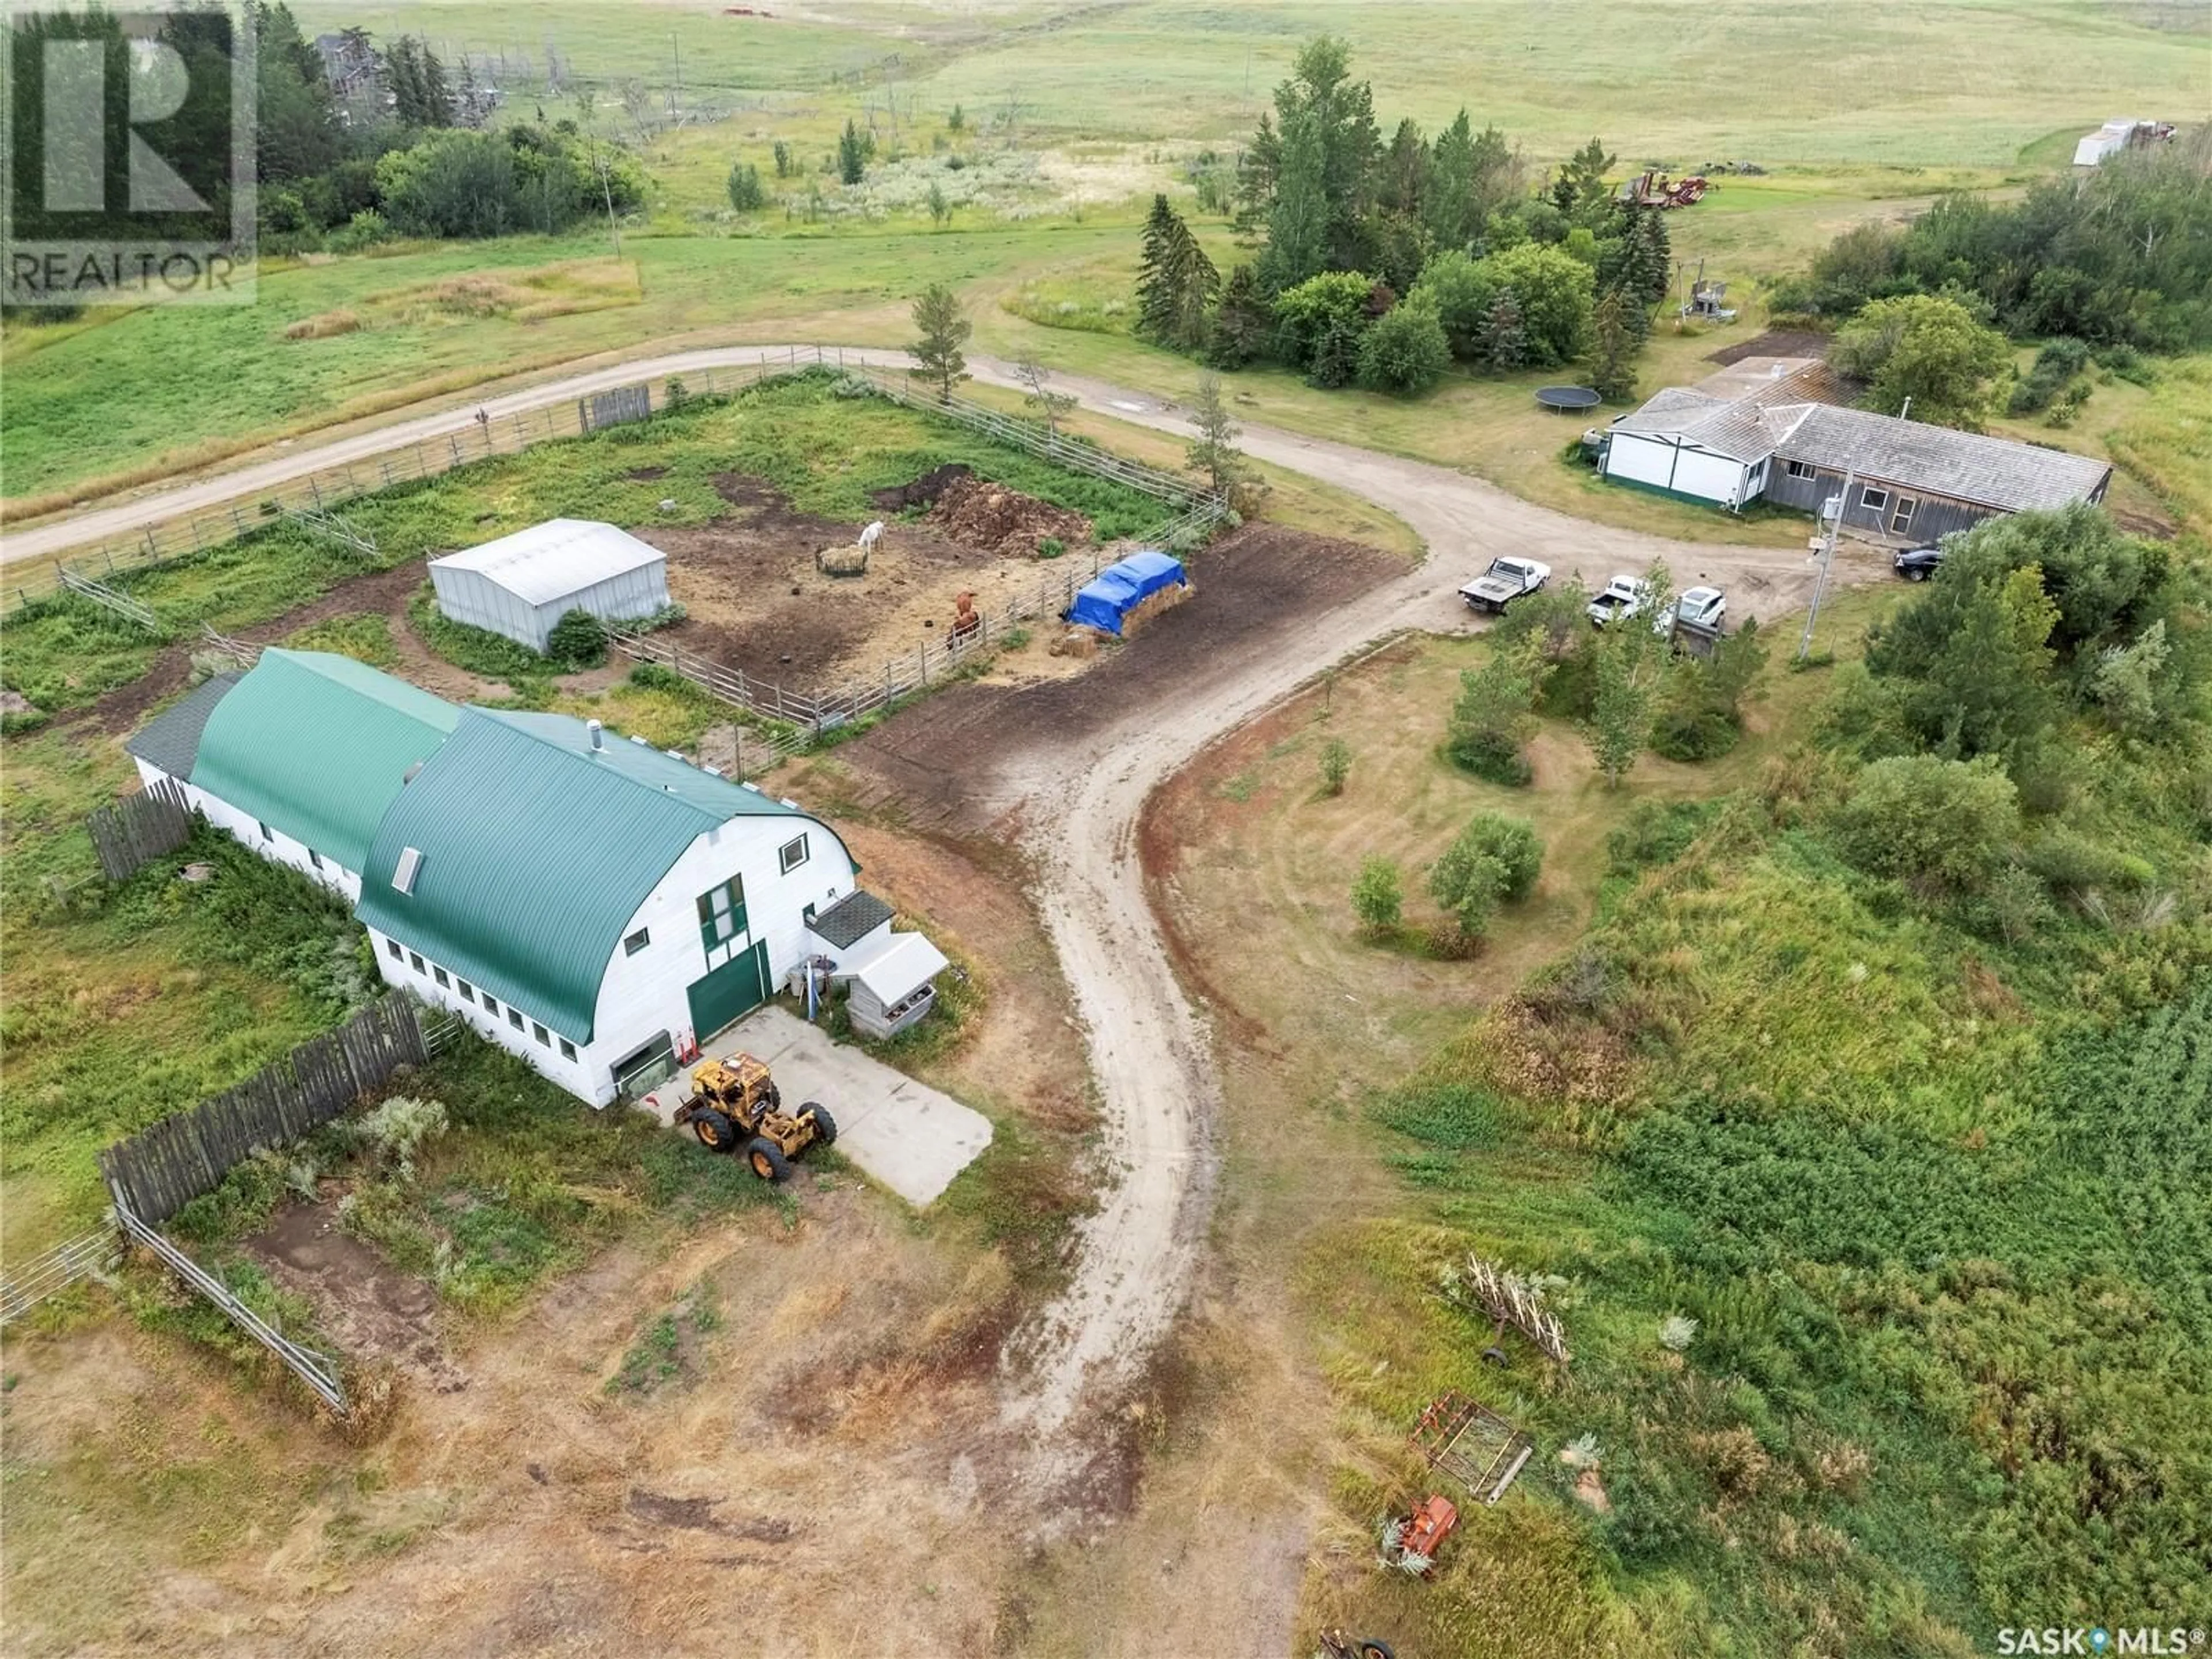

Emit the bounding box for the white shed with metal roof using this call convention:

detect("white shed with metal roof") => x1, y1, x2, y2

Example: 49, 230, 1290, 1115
429, 518, 671, 653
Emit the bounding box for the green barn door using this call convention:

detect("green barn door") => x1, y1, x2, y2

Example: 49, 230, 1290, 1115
686, 940, 771, 1040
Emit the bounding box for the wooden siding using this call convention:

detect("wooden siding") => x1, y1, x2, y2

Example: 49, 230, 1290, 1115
1762, 467, 1997, 542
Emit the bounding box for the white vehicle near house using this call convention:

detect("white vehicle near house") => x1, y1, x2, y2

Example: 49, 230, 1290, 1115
1587, 574, 1652, 628
1657, 585, 1728, 637
1459, 556, 1552, 614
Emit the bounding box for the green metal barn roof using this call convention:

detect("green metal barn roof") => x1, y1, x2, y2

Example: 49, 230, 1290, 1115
189, 650, 460, 872
354, 710, 839, 1043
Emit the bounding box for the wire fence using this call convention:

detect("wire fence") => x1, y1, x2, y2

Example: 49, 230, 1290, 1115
3, 346, 1207, 615
0, 1227, 120, 1326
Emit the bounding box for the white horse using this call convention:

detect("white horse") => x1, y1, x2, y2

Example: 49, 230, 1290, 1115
857, 520, 885, 552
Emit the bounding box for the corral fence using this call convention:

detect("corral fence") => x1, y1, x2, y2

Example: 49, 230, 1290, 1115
85, 775, 196, 881
99, 993, 430, 1226
3, 344, 1215, 615
0, 1228, 120, 1325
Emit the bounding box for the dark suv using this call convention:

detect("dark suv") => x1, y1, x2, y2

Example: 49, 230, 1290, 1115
1893, 546, 1945, 581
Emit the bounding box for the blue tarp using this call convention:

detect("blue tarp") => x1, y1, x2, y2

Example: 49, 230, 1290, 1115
1066, 550, 1188, 637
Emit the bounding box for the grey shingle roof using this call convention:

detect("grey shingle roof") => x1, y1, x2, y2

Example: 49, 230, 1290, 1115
808, 889, 893, 949
1773, 404, 2112, 512
124, 671, 241, 779
1611, 389, 1790, 464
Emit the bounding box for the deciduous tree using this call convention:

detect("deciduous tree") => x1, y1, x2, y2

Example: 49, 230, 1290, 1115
1832, 294, 2010, 427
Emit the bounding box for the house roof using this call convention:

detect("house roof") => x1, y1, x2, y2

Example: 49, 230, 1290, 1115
188, 650, 459, 871
126, 670, 243, 780
852, 933, 949, 1006
354, 710, 839, 1044
1609, 388, 1787, 464
808, 890, 893, 950
429, 518, 666, 607
1772, 404, 2113, 512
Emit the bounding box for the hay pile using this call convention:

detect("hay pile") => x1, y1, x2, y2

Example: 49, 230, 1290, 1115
1118, 579, 1192, 637
928, 476, 1092, 557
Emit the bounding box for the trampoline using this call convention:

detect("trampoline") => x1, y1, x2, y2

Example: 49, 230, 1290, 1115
1535, 385, 1603, 414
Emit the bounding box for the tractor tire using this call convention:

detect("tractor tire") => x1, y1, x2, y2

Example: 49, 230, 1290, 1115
690, 1109, 737, 1153
760, 1081, 782, 1113
1481, 1344, 1509, 1367
745, 1137, 794, 1183
1358, 1641, 1395, 1659
801, 1103, 837, 1147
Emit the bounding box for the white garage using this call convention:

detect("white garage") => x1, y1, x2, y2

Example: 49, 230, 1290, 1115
429, 518, 671, 653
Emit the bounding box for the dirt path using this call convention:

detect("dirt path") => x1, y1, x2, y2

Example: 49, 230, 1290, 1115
13, 344, 1880, 1499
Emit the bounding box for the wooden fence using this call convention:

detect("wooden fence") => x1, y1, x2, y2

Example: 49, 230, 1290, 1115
98, 994, 430, 1225
85, 775, 195, 882
58, 567, 161, 633
0, 1227, 121, 1325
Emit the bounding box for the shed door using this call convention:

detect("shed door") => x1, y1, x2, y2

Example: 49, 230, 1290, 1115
686, 941, 771, 1040
1889, 495, 1918, 533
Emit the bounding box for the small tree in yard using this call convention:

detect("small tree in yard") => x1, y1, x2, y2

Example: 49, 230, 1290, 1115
772, 139, 793, 177
1429, 812, 1544, 940
1585, 638, 1652, 787
1357, 294, 1452, 395
927, 180, 953, 227
1186, 371, 1244, 495
1319, 737, 1353, 796
726, 161, 766, 212
1588, 290, 1638, 402
1352, 856, 1403, 934
910, 283, 972, 402
838, 118, 868, 185
1831, 753, 2021, 895
1447, 634, 1548, 785
1207, 264, 1272, 369
1480, 287, 1528, 370
547, 608, 608, 669
1015, 356, 1076, 436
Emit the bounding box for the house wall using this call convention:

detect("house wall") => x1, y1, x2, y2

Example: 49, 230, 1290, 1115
135, 756, 362, 901
1764, 467, 1997, 541
1601, 433, 1752, 506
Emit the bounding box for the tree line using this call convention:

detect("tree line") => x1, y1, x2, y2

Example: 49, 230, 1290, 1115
1132, 37, 1671, 398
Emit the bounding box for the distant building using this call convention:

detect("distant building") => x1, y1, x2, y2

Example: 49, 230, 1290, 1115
125, 650, 940, 1105
2073, 118, 2175, 167
1599, 364, 2112, 542
429, 518, 671, 653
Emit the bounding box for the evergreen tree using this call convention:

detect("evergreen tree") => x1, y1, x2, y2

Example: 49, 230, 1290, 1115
1164, 217, 1221, 352
908, 283, 971, 402
1185, 372, 1245, 494
1481, 288, 1528, 370
838, 119, 868, 185
1425, 109, 1479, 253
1259, 111, 1331, 292
1233, 112, 1279, 232
1589, 290, 1638, 401
1307, 316, 1362, 388
250, 2, 342, 184
1136, 194, 1181, 340
1379, 117, 1429, 215
1553, 136, 1615, 217
1207, 264, 1272, 368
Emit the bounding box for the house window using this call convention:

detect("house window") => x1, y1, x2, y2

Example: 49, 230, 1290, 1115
386, 938, 402, 961
1785, 459, 1816, 480
1859, 487, 1891, 514
1889, 495, 1917, 533
409, 951, 425, 974
433, 966, 450, 989
779, 834, 809, 874
259, 820, 273, 841
457, 981, 474, 1005
696, 876, 746, 953
624, 927, 651, 957
507, 1007, 524, 1031
559, 1038, 577, 1061
532, 1021, 550, 1047
482, 995, 498, 1017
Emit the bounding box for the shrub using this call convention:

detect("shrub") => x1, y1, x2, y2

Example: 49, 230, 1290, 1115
1352, 856, 1403, 934
1318, 737, 1353, 796
1355, 294, 1452, 395
1830, 754, 2021, 893
1272, 271, 1374, 372
352, 1095, 449, 1182
1447, 636, 1547, 785
726, 161, 766, 212
545, 608, 609, 669
1429, 812, 1544, 937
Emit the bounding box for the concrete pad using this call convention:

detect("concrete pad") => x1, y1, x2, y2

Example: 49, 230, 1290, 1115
638, 1005, 991, 1207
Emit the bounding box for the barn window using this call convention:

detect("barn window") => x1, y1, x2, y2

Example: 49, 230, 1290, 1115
482, 995, 498, 1017
308, 849, 322, 870
409, 951, 425, 974
696, 876, 746, 952
559, 1038, 577, 1061
1859, 487, 1891, 514
259, 820, 273, 841
532, 1021, 550, 1047
457, 980, 474, 1005
433, 966, 450, 990
779, 834, 809, 874
624, 927, 651, 956
386, 938, 402, 961
507, 1007, 524, 1031
1785, 459, 1816, 480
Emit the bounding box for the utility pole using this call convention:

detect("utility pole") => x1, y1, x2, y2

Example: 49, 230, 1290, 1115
669, 32, 681, 120
1799, 468, 1854, 661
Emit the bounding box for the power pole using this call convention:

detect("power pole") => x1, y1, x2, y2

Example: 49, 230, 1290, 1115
669, 32, 681, 119
1798, 467, 1854, 660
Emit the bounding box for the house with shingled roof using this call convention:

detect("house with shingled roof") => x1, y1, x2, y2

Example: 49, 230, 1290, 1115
1599, 363, 2112, 543
126, 650, 936, 1105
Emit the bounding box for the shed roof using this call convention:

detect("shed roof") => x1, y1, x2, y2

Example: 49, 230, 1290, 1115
852, 933, 949, 1006
1609, 389, 1786, 464
126, 670, 243, 779
808, 889, 893, 950
1772, 404, 2113, 512
429, 518, 667, 607
189, 650, 459, 871
355, 710, 840, 1043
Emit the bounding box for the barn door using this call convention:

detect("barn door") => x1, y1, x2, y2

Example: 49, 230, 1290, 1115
685, 941, 771, 1041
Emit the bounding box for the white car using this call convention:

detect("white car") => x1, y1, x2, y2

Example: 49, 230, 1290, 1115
1657, 585, 1728, 637
1588, 574, 1652, 628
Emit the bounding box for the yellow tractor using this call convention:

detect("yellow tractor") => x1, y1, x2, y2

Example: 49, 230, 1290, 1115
671, 1051, 836, 1181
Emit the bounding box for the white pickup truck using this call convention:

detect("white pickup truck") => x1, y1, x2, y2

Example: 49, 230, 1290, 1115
1459, 556, 1552, 614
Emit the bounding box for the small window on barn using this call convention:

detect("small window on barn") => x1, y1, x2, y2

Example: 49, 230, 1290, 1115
1786, 459, 1816, 480
696, 877, 745, 952
457, 980, 474, 1005
409, 951, 425, 974
779, 834, 809, 874
308, 849, 322, 870
387, 938, 402, 961
532, 1021, 550, 1047
1859, 487, 1890, 514
559, 1038, 577, 1061
507, 1007, 524, 1031
624, 927, 651, 956
433, 966, 450, 989
259, 820, 273, 841
482, 995, 498, 1017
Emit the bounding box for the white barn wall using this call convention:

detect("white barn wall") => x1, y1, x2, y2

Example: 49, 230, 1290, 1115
1602, 431, 1680, 489
133, 757, 362, 901
1603, 432, 1755, 506
368, 926, 598, 1094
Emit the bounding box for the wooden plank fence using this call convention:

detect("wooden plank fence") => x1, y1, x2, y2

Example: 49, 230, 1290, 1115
99, 994, 430, 1226
0, 1227, 121, 1325
85, 775, 196, 881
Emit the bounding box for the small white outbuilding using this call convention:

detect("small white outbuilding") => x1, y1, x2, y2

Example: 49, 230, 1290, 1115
429, 518, 671, 653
